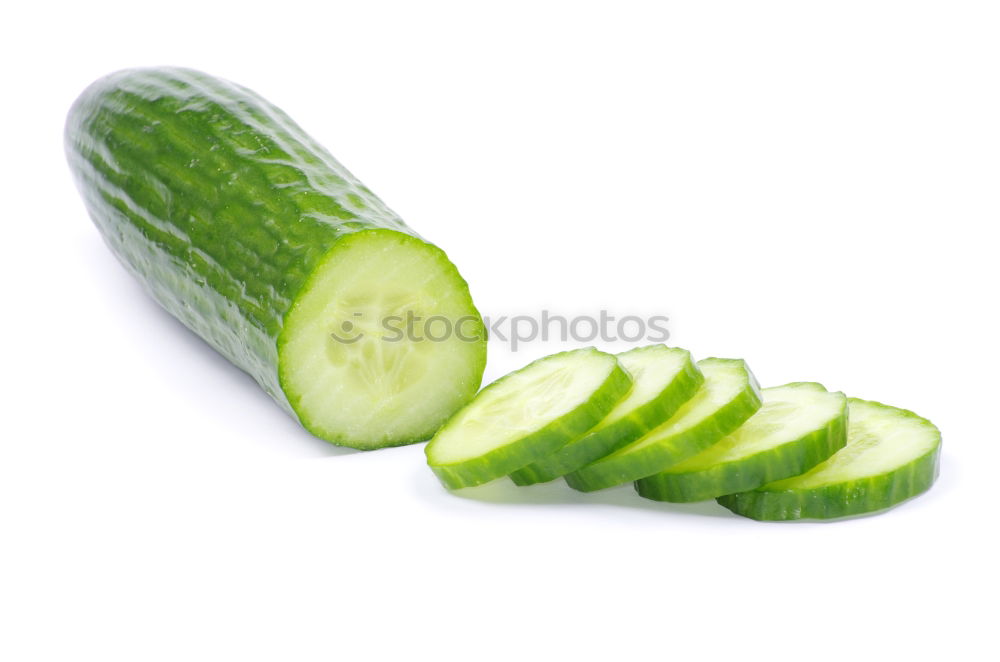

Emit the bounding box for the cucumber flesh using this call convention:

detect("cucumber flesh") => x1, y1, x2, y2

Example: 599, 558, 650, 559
565, 358, 761, 492
510, 345, 703, 485
426, 348, 632, 489
635, 382, 847, 502
280, 229, 487, 447
717, 397, 941, 520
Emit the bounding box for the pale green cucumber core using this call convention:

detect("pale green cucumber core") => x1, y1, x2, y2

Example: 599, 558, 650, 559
279, 229, 485, 447
430, 350, 618, 464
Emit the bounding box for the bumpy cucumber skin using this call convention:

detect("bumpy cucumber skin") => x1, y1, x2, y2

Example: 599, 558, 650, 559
716, 398, 941, 521
635, 386, 848, 502
509, 349, 704, 486
65, 67, 485, 447
426, 350, 633, 489
565, 359, 762, 493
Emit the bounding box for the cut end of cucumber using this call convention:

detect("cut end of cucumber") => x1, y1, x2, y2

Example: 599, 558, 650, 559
278, 229, 486, 449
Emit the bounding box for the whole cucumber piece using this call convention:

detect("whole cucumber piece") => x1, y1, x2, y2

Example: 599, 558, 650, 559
66, 67, 487, 449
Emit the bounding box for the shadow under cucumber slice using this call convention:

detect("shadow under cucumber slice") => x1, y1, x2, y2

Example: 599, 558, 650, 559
635, 382, 847, 502
425, 348, 632, 489
716, 397, 941, 521
565, 358, 762, 492
509, 345, 703, 486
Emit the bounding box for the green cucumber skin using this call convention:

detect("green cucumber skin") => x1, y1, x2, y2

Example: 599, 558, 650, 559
428, 354, 633, 490
635, 392, 848, 502
65, 67, 484, 446
565, 359, 762, 493
509, 351, 704, 486
716, 399, 941, 521
716, 453, 939, 520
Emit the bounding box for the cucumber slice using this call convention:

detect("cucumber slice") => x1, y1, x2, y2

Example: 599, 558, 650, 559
635, 382, 847, 502
717, 397, 941, 520
565, 358, 761, 492
509, 345, 703, 486
425, 348, 632, 489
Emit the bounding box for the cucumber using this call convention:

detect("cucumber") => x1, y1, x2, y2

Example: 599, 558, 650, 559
65, 67, 487, 449
509, 345, 703, 486
425, 348, 632, 489
717, 398, 941, 520
565, 358, 761, 492
635, 382, 847, 502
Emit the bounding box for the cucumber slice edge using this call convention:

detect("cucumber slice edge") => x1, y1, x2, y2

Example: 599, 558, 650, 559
717, 397, 942, 520
565, 357, 762, 492
427, 348, 632, 489
509, 345, 704, 486
636, 384, 848, 502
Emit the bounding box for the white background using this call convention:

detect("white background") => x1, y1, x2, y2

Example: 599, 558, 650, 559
2, 1, 997, 660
